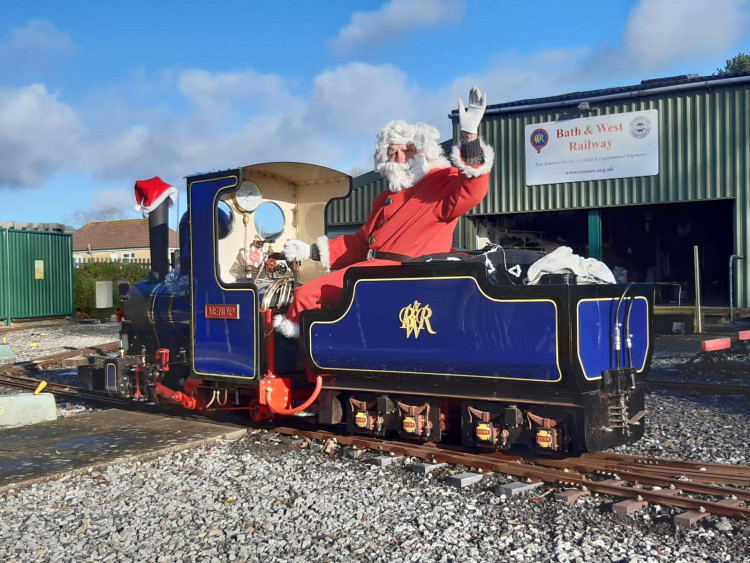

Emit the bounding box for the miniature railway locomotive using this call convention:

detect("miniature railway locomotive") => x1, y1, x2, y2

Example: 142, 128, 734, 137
79, 162, 653, 454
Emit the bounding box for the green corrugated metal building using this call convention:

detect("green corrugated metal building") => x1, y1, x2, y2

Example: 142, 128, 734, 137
328, 71, 750, 307
0, 226, 75, 325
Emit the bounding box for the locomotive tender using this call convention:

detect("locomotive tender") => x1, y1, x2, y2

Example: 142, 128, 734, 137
79, 162, 653, 454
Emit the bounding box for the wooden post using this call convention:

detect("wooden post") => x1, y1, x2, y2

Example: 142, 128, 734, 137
693, 245, 702, 334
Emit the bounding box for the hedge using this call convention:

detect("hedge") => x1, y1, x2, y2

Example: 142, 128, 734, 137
74, 262, 151, 319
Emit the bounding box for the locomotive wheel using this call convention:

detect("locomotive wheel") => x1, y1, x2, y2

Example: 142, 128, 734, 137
248, 399, 272, 422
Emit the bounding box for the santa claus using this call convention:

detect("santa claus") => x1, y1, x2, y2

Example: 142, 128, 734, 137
274, 86, 494, 338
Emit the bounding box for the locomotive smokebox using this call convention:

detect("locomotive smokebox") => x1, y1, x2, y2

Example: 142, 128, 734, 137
148, 201, 169, 282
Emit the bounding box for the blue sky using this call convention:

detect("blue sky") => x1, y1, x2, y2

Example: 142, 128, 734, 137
1, 0, 748, 229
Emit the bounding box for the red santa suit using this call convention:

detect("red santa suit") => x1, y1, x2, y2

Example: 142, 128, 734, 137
276, 137, 494, 337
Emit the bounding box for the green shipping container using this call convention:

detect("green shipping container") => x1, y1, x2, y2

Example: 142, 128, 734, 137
0, 229, 74, 325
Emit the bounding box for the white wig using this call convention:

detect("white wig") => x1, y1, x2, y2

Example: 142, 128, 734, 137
374, 121, 446, 168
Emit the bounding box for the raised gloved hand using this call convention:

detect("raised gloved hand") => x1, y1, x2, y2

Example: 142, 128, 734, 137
283, 239, 311, 262
458, 86, 487, 135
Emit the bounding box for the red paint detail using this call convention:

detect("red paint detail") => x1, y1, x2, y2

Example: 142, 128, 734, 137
738, 330, 750, 341
205, 304, 240, 319
155, 348, 170, 371
184, 377, 204, 394
259, 376, 291, 410
701, 337, 731, 352
154, 382, 200, 410
248, 399, 272, 422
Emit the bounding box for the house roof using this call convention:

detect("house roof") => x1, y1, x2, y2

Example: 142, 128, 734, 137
73, 219, 178, 252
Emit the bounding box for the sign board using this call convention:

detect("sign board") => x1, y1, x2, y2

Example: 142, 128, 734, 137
205, 304, 240, 319
95, 281, 113, 308
525, 109, 659, 186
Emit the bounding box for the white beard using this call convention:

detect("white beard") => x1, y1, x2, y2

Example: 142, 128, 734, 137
377, 154, 436, 193
377, 162, 416, 192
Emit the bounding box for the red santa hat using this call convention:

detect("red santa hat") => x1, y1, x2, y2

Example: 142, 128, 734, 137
134, 177, 178, 217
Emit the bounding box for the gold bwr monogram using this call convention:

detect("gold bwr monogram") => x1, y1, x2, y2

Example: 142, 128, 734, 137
398, 300, 437, 339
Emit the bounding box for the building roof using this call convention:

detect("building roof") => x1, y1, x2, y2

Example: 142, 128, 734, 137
73, 219, 178, 252
449, 70, 750, 118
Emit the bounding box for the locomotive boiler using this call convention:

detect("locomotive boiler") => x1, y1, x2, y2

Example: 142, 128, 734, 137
79, 161, 653, 454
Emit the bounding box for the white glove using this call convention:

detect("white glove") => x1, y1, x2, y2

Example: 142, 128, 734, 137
458, 86, 487, 135
283, 239, 310, 262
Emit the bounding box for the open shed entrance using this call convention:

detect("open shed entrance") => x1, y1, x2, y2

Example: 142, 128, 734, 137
476, 199, 734, 306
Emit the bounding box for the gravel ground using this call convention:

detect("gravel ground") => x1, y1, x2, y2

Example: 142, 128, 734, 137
1, 321, 749, 562
0, 320, 120, 417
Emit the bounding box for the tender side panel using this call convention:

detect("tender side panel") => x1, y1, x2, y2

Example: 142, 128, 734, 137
190, 171, 259, 381
577, 296, 650, 380
309, 276, 561, 381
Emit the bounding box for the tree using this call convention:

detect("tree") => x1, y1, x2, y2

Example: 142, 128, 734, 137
66, 206, 127, 228
716, 52, 750, 75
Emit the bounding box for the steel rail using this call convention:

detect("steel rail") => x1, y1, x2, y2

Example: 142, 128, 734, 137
271, 427, 750, 520
3, 344, 749, 520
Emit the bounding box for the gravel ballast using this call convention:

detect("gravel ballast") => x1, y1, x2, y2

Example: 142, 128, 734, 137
1, 321, 749, 562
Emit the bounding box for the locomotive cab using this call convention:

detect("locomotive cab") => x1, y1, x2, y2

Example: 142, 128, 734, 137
188, 163, 351, 384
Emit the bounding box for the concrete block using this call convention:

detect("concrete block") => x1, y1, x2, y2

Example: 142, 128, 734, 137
0, 393, 56, 427
408, 462, 447, 474
445, 472, 483, 488
555, 489, 591, 503
368, 455, 402, 467
674, 499, 740, 528
0, 343, 13, 358
612, 499, 648, 515
343, 447, 363, 459
673, 510, 709, 527
495, 481, 543, 497
700, 337, 731, 352
280, 437, 306, 446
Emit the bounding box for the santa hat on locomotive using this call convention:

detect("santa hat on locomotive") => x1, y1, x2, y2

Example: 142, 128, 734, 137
134, 177, 179, 217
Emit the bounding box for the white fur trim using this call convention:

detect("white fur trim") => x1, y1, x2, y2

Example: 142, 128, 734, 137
450, 139, 494, 178
316, 235, 331, 271
138, 187, 179, 218
273, 314, 300, 338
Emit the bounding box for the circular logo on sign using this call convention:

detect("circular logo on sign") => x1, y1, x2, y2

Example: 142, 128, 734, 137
629, 116, 651, 139
529, 128, 549, 153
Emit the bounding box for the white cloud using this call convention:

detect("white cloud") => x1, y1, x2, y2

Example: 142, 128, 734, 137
0, 19, 75, 79
0, 84, 83, 186
624, 0, 750, 69
178, 69, 292, 117
3, 19, 74, 58
308, 63, 420, 137
329, 0, 463, 53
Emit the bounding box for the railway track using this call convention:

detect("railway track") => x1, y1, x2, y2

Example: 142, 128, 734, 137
0, 342, 128, 406
2, 344, 749, 523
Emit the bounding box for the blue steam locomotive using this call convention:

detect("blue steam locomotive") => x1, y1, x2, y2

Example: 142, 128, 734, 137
79, 162, 653, 454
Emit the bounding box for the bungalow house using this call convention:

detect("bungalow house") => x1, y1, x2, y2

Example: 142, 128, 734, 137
72, 219, 178, 264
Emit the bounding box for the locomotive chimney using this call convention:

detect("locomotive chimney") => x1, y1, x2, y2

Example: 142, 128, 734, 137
134, 176, 177, 283
148, 201, 169, 282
